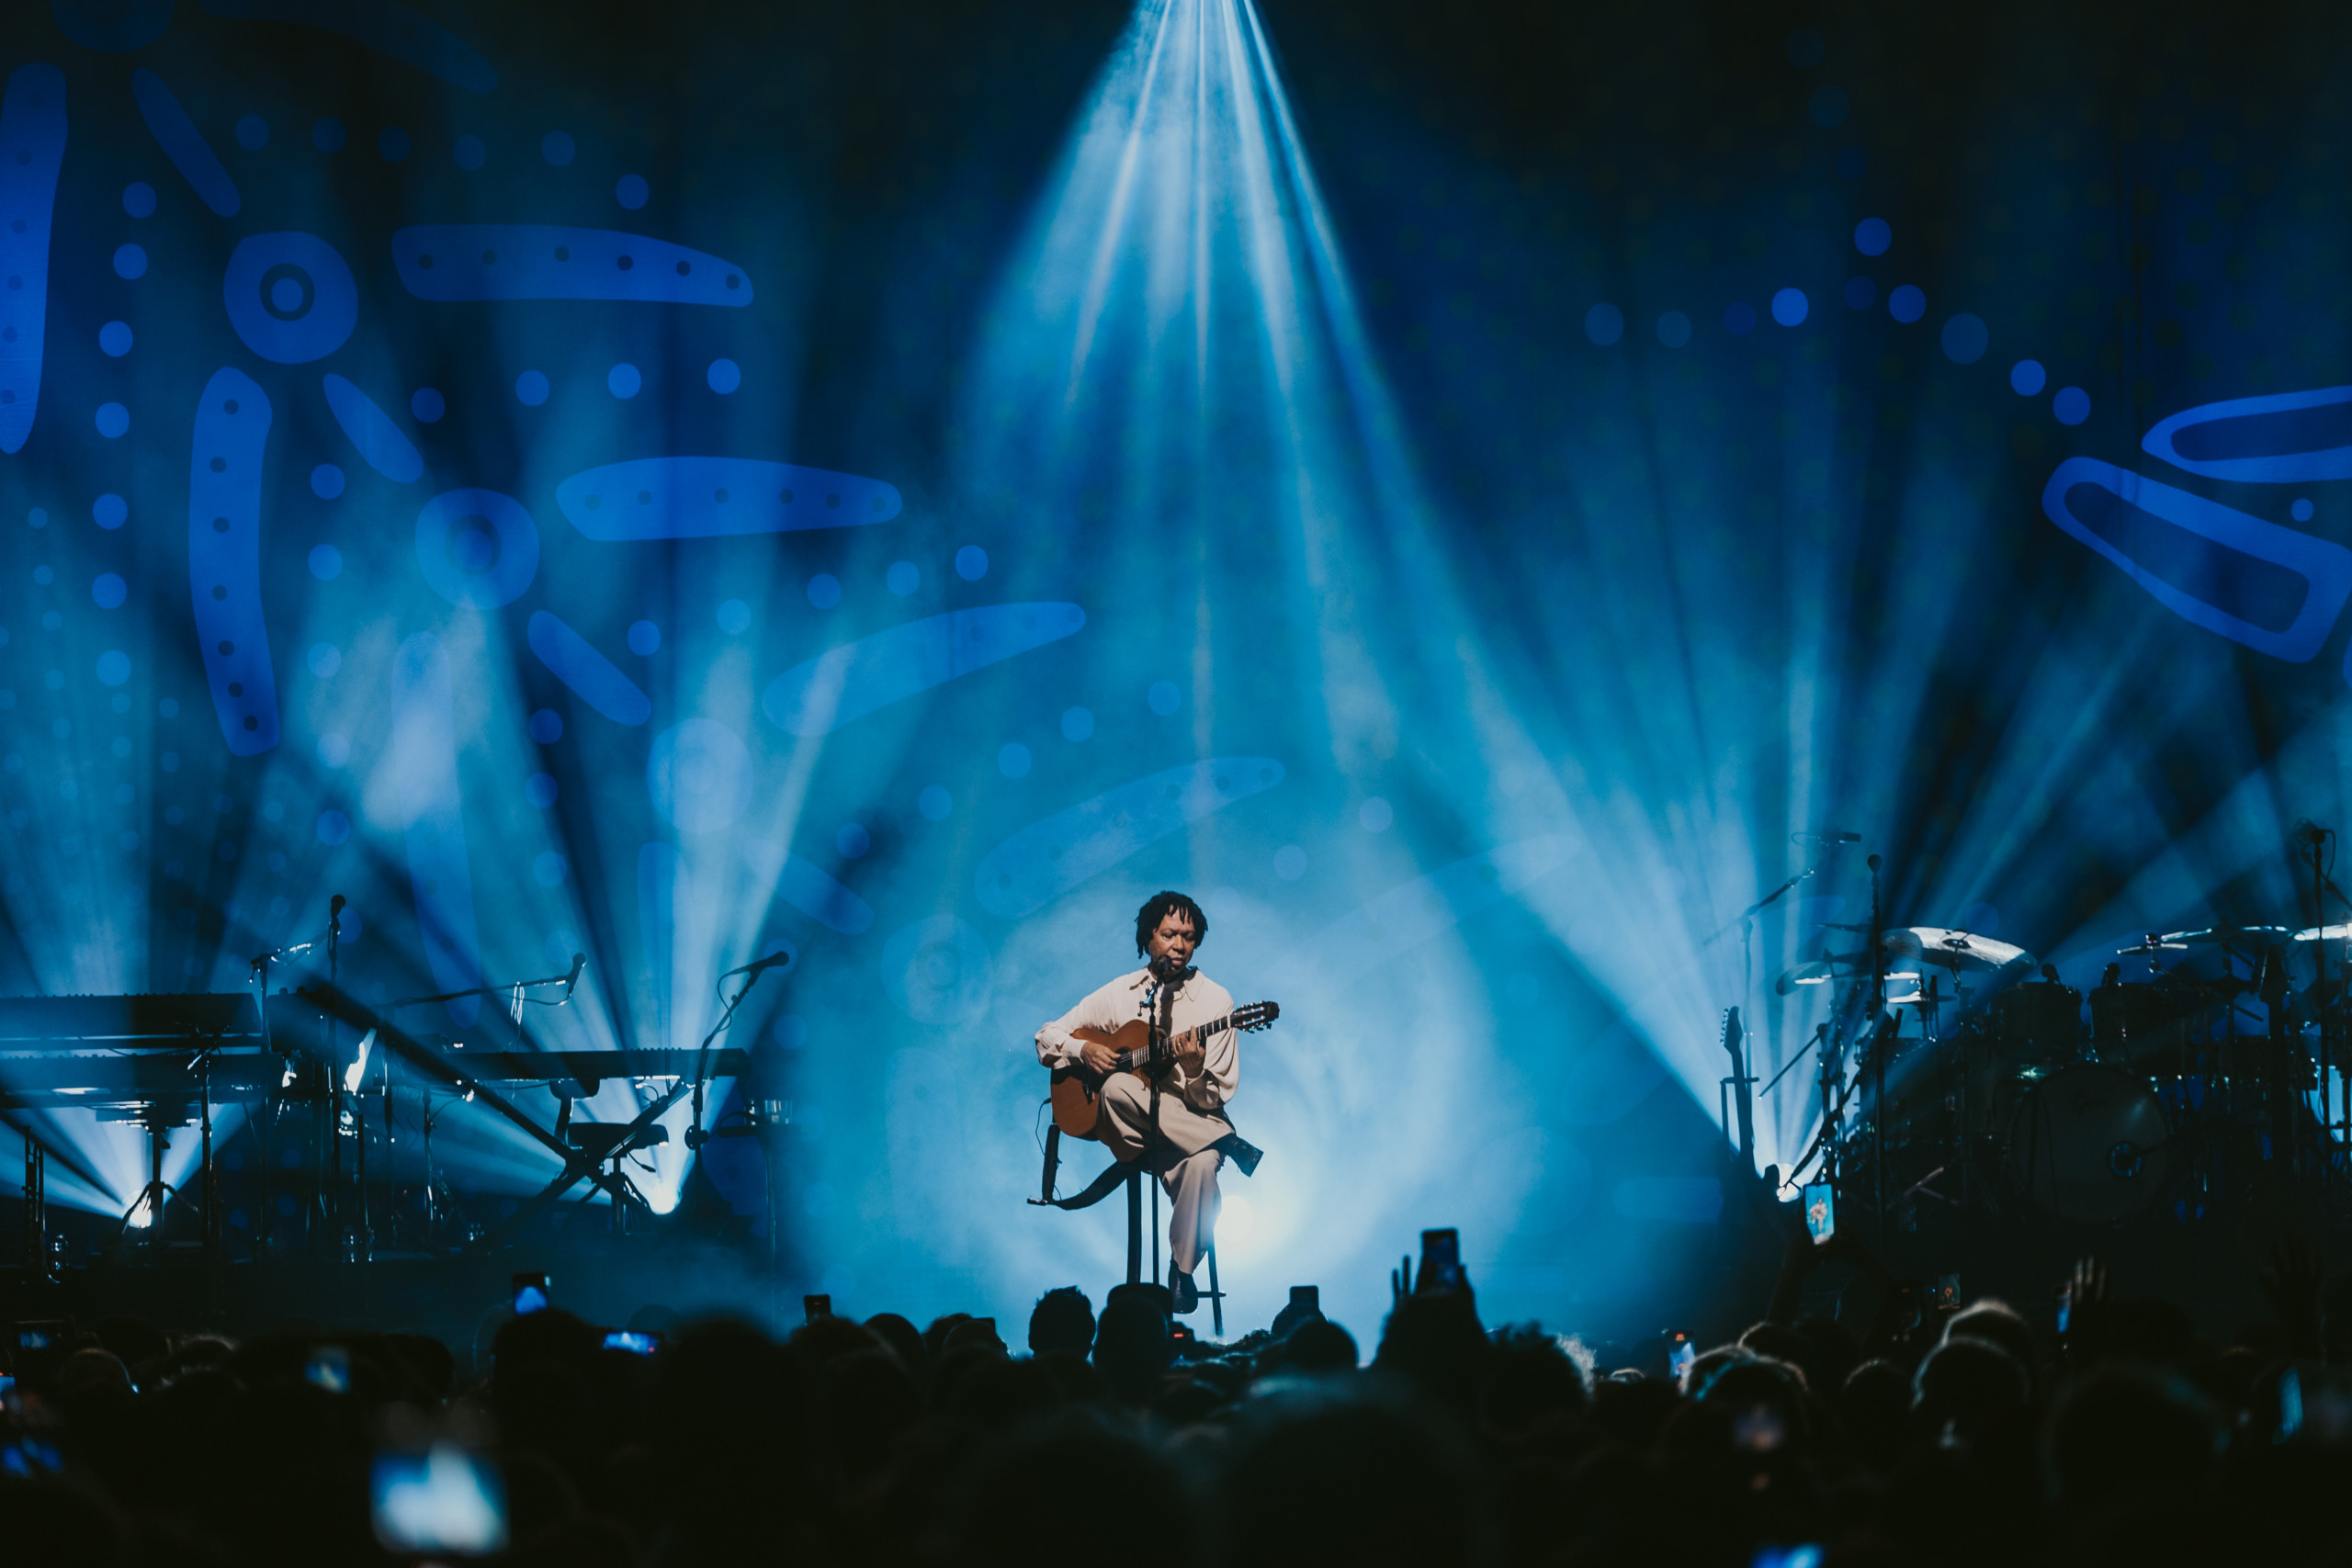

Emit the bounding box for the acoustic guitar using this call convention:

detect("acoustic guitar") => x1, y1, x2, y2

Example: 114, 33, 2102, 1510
1049, 1000, 1281, 1139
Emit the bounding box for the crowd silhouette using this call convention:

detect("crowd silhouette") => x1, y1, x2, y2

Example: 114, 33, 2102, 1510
0, 1225, 2343, 1565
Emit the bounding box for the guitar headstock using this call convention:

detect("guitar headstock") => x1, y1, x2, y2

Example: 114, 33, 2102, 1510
1234, 1000, 1281, 1032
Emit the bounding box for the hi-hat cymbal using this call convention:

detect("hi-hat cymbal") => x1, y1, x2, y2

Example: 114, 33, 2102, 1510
1883, 927, 2035, 975
2160, 925, 2296, 947
1774, 959, 1853, 995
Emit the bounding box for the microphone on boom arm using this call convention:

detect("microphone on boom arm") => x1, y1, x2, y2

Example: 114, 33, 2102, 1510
725, 947, 795, 981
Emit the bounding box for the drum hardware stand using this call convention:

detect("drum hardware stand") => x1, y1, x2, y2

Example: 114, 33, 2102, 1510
22, 1132, 50, 1280
2299, 822, 2344, 1222
113, 1102, 185, 1246
1781, 1019, 1865, 1190
418, 1089, 444, 1249
188, 1037, 228, 1316
700, 1097, 794, 1279
1900, 1166, 1954, 1208
251, 900, 346, 1254
1867, 853, 1890, 1243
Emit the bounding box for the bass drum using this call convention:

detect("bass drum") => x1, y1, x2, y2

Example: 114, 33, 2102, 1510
2004, 1065, 2170, 1222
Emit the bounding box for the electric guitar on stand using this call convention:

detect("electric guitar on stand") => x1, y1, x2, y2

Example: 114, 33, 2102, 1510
1048, 1000, 1281, 1139
1721, 1005, 1756, 1168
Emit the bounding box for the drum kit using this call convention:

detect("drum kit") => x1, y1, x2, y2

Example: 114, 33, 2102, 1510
1776, 918, 2332, 1230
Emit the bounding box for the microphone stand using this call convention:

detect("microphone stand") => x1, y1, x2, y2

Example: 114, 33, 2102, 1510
684, 954, 790, 1291
386, 958, 586, 1045
249, 919, 331, 1253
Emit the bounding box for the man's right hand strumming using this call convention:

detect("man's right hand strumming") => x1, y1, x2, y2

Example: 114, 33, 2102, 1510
1080, 1040, 1120, 1077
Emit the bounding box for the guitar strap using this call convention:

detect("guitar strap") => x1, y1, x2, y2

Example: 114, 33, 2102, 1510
1028, 1130, 1266, 1212
1038, 1122, 1060, 1204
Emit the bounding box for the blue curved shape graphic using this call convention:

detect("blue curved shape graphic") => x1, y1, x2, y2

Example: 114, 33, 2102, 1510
2041, 457, 2352, 662
188, 368, 278, 755
975, 758, 1286, 919
2143, 386, 2352, 483
391, 225, 753, 304
391, 633, 481, 1026
777, 854, 873, 935
763, 603, 1086, 738
526, 611, 651, 726
0, 66, 65, 456
223, 232, 357, 363
415, 489, 538, 608
51, 0, 175, 51
196, 0, 496, 92
130, 68, 238, 218
321, 373, 422, 482
556, 457, 899, 539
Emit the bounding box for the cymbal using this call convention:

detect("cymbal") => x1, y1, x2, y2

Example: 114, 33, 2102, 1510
2296, 925, 2352, 943
1883, 927, 2035, 975
1774, 959, 1850, 996
2159, 925, 2296, 947
2117, 940, 2188, 955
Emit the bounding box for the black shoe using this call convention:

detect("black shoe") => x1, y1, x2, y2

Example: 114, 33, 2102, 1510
1171, 1269, 1198, 1314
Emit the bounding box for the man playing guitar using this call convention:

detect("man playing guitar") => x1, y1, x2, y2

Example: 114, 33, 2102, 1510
1035, 890, 1237, 1313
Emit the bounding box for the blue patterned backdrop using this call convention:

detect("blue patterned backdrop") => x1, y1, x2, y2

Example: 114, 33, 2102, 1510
5, 0, 2352, 1337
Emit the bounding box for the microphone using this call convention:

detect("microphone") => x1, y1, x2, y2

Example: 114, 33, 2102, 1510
2294, 819, 2329, 845
727, 947, 795, 979
330, 893, 345, 934
563, 953, 586, 998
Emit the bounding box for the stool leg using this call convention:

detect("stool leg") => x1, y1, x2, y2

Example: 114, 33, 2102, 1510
1125, 1168, 1142, 1284
1206, 1243, 1223, 1339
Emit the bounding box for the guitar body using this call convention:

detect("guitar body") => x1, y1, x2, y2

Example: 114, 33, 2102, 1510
1049, 1021, 1154, 1139
1043, 999, 1279, 1140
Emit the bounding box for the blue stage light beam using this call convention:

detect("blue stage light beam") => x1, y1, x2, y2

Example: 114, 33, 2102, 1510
922, 0, 1790, 1337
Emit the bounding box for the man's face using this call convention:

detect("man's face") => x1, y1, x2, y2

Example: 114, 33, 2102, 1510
1147, 910, 1198, 971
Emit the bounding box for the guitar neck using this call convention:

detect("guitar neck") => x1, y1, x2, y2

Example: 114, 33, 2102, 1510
1121, 1011, 1231, 1070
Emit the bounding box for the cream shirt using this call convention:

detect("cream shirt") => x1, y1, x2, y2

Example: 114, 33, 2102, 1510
1035, 966, 1238, 1115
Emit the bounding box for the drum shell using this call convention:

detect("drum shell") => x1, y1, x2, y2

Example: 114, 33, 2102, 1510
2004, 1064, 2170, 1223
1990, 982, 2083, 1059
2088, 982, 2188, 1065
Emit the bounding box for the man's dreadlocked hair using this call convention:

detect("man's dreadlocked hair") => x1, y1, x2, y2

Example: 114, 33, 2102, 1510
1134, 890, 1208, 958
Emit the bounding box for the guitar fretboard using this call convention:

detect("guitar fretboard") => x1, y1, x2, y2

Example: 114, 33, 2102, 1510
1119, 1011, 1238, 1070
